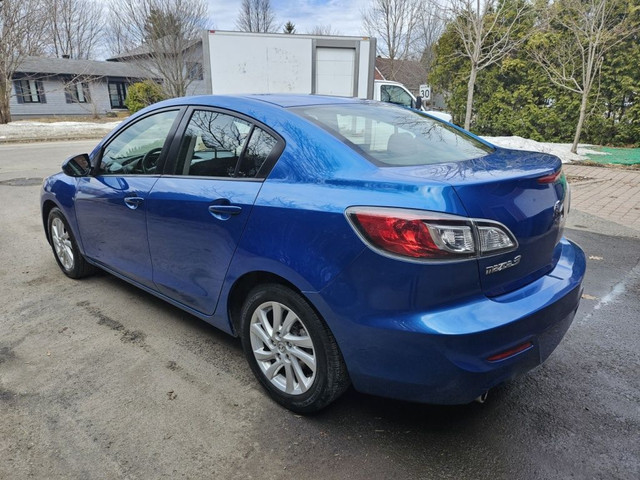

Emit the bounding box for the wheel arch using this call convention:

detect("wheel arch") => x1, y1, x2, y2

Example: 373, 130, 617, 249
226, 270, 324, 338
41, 195, 88, 260
42, 199, 59, 244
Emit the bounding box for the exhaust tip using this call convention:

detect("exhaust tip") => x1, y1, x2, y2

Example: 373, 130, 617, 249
474, 391, 489, 404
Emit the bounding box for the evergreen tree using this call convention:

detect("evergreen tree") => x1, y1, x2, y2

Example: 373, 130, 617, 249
430, 0, 640, 147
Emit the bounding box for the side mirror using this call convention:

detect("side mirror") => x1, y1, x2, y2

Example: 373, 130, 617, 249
62, 153, 92, 177
414, 96, 423, 110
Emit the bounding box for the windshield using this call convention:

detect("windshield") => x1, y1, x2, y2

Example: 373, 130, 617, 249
292, 103, 493, 166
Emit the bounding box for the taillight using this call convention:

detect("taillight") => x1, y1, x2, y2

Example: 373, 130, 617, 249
346, 207, 517, 261
538, 169, 562, 184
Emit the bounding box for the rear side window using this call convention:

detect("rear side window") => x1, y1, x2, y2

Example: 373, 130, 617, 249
293, 103, 493, 166
176, 110, 279, 178
237, 127, 278, 178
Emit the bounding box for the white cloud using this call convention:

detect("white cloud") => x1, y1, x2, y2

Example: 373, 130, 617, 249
207, 0, 369, 36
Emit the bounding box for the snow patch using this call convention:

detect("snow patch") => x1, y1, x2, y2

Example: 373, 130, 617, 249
0, 120, 124, 141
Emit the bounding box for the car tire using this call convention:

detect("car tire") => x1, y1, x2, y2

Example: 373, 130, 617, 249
47, 207, 95, 279
240, 284, 350, 413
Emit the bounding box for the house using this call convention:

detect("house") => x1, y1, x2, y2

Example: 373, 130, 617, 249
10, 56, 152, 119
106, 37, 209, 97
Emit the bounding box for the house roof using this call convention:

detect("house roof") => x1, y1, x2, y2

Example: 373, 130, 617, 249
375, 57, 428, 95
107, 37, 201, 61
16, 56, 151, 79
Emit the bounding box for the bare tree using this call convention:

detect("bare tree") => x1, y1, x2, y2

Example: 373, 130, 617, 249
236, 0, 277, 33
44, 0, 103, 59
531, 0, 637, 153
362, 0, 422, 80
107, 0, 209, 98
307, 25, 341, 36
442, 0, 532, 130
0, 0, 47, 123
416, 1, 445, 74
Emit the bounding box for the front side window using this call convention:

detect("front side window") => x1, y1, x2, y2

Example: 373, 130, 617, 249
176, 110, 252, 177
99, 110, 178, 175
380, 85, 413, 108
294, 103, 493, 166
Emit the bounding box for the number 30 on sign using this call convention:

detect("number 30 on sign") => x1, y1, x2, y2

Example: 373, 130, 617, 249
419, 84, 431, 101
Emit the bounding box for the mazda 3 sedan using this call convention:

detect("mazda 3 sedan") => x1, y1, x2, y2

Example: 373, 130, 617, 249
41, 95, 585, 413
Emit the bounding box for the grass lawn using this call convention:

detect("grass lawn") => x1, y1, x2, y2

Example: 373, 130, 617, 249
585, 147, 640, 165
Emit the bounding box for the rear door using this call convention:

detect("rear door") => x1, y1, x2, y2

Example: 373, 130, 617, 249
146, 107, 283, 314
75, 109, 181, 286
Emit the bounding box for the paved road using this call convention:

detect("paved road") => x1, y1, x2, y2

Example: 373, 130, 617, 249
0, 140, 99, 182
1, 141, 639, 479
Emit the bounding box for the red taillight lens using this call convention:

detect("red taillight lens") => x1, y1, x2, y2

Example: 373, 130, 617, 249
346, 207, 518, 261
538, 169, 562, 184
353, 213, 452, 259
347, 208, 478, 260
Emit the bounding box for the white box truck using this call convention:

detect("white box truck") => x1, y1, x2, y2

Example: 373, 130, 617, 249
200, 31, 450, 121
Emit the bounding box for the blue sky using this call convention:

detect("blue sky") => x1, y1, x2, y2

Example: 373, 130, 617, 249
207, 0, 369, 35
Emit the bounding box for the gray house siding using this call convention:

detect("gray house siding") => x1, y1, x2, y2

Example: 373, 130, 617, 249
9, 56, 152, 120
10, 78, 115, 119
186, 80, 209, 96
185, 42, 210, 96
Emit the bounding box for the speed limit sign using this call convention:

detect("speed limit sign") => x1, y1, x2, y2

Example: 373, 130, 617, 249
419, 84, 431, 101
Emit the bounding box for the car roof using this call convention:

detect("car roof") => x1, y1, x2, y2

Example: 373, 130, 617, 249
155, 93, 366, 110
240, 94, 366, 108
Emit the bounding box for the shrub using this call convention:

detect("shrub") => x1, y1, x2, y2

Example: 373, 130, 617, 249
124, 81, 166, 113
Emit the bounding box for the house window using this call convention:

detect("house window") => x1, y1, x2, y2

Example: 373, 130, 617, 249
14, 79, 46, 104
108, 81, 127, 109
187, 62, 203, 81
65, 81, 90, 103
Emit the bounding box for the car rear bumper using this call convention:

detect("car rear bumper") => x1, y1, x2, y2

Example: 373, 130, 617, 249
307, 238, 586, 404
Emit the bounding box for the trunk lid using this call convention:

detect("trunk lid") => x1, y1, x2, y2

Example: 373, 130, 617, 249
390, 148, 568, 296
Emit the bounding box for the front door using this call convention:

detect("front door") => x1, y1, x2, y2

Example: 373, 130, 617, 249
75, 109, 180, 286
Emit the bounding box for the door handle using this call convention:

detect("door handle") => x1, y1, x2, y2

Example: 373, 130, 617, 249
124, 196, 144, 210
208, 204, 242, 220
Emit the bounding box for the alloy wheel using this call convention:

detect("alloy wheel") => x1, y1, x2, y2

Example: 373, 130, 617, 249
249, 301, 317, 395
51, 217, 74, 271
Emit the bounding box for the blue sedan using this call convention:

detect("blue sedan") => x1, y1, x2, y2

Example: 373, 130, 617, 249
41, 95, 585, 413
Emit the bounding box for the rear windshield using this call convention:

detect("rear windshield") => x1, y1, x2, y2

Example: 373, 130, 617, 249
292, 103, 493, 166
